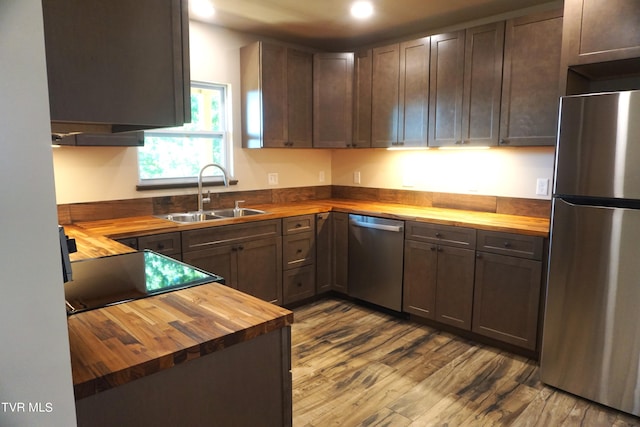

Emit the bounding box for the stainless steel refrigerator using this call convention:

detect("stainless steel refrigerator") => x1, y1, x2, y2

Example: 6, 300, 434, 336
541, 90, 640, 417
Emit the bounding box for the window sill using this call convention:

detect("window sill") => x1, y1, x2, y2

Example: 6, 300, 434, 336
136, 179, 238, 191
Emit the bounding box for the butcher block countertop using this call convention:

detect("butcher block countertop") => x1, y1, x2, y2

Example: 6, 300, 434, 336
65, 226, 293, 400
65, 198, 547, 400
68, 283, 293, 400
74, 198, 550, 239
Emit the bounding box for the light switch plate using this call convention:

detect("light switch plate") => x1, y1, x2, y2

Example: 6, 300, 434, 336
353, 171, 361, 184
268, 173, 278, 185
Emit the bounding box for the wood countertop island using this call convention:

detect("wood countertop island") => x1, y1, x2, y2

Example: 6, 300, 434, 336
65, 227, 294, 427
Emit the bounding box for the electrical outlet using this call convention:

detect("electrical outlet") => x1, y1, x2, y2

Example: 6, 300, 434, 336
353, 171, 361, 184
536, 178, 549, 196
319, 171, 325, 183
268, 173, 278, 185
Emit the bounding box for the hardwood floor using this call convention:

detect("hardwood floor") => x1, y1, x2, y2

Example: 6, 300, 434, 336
291, 298, 640, 426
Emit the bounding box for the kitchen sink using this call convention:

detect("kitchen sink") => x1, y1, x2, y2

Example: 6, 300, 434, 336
211, 208, 266, 218
157, 208, 267, 223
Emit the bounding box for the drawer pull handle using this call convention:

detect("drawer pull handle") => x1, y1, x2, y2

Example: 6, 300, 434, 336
297, 249, 302, 253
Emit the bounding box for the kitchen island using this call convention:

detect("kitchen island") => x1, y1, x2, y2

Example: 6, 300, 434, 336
66, 229, 294, 427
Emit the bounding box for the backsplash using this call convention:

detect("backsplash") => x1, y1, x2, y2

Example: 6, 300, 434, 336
57, 185, 550, 224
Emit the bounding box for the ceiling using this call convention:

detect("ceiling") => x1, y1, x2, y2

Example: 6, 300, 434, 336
189, 0, 560, 50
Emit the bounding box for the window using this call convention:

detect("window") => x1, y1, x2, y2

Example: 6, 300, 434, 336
137, 81, 231, 188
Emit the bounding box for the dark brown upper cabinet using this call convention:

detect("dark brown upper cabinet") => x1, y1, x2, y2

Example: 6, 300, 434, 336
398, 37, 430, 148
352, 50, 373, 148
241, 42, 313, 148
371, 37, 430, 148
42, 0, 190, 134
313, 53, 354, 148
371, 44, 401, 147
499, 10, 563, 147
563, 0, 640, 68
429, 23, 505, 147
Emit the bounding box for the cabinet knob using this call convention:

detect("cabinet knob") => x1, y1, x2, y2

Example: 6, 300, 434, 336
455, 140, 462, 145
297, 282, 303, 287
435, 232, 442, 238
437, 247, 444, 252
503, 242, 512, 248
157, 243, 165, 250
476, 253, 482, 258
297, 249, 302, 253
499, 139, 508, 145
430, 246, 437, 251
238, 245, 244, 251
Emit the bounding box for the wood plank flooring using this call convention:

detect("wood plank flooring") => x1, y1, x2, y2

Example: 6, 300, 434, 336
291, 299, 640, 426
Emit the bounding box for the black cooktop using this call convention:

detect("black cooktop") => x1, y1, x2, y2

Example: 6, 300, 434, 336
64, 250, 224, 315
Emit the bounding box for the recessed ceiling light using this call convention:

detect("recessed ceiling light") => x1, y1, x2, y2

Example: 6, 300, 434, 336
351, 1, 374, 20
191, 0, 215, 19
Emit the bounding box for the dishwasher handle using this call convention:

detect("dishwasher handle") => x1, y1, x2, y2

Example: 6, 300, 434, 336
350, 219, 403, 233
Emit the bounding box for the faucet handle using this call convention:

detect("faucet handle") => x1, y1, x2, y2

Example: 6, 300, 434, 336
234, 200, 245, 210
203, 190, 211, 204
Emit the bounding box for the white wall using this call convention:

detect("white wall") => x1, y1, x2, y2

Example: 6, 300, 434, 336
332, 146, 555, 199
0, 1, 76, 425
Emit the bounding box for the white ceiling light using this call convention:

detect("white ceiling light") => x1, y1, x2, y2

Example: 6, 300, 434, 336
191, 0, 216, 19
351, 1, 374, 20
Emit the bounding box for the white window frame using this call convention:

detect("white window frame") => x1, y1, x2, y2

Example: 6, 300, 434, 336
137, 81, 232, 188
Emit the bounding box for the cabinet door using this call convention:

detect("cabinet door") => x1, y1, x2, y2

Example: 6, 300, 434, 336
237, 237, 283, 305
429, 32, 465, 146
461, 23, 504, 146
261, 43, 288, 148
332, 213, 349, 293
500, 10, 563, 146
398, 37, 430, 147
313, 53, 354, 148
353, 50, 373, 148
42, 0, 189, 133
315, 213, 333, 294
182, 245, 238, 289
403, 240, 437, 319
473, 251, 542, 350
563, 0, 640, 66
371, 44, 400, 147
435, 246, 475, 330
287, 49, 313, 147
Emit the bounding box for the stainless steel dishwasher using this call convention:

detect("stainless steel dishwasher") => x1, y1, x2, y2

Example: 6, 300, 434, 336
348, 214, 404, 311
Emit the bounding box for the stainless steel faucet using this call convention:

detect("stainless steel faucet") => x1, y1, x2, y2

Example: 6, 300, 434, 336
197, 163, 229, 212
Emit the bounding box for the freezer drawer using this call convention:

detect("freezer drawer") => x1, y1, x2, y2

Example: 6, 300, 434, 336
541, 198, 640, 416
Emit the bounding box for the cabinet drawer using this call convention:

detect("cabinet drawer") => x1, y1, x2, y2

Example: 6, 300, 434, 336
116, 237, 139, 250
283, 265, 316, 304
476, 230, 543, 260
182, 219, 281, 252
283, 232, 315, 269
405, 221, 476, 248
138, 232, 181, 256
283, 215, 315, 235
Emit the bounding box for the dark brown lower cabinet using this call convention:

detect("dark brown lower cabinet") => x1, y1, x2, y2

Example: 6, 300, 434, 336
472, 251, 542, 350
403, 240, 475, 330
182, 220, 283, 305
315, 213, 333, 294
332, 213, 349, 294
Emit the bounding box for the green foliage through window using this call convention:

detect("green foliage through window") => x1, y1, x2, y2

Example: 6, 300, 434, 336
139, 82, 229, 183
